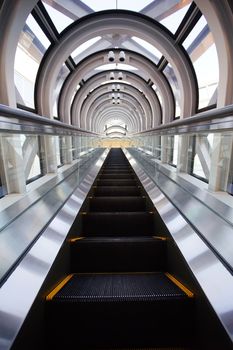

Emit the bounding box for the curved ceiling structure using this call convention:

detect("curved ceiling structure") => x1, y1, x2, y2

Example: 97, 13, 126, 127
36, 10, 198, 128
5, 0, 228, 137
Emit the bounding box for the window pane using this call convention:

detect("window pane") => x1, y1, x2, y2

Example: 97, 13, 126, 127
71, 37, 102, 64
131, 36, 162, 64
189, 134, 212, 181
183, 17, 219, 109
81, 0, 153, 11
14, 15, 51, 108
43, 2, 74, 33
160, 4, 191, 34
168, 135, 178, 166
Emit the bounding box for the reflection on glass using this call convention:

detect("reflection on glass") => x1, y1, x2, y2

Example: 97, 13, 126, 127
21, 135, 42, 183
160, 4, 191, 34
163, 64, 180, 118
55, 136, 62, 167
152, 135, 161, 160
189, 134, 213, 181
168, 135, 178, 166
15, 15, 51, 108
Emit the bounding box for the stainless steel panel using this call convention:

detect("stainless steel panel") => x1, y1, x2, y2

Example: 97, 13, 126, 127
128, 148, 233, 269
124, 148, 233, 344
0, 149, 108, 350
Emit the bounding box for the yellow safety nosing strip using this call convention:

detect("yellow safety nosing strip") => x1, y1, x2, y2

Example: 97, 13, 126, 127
69, 237, 85, 243
81, 212, 87, 215
46, 274, 74, 301
88, 196, 93, 199
153, 236, 167, 241
165, 272, 194, 298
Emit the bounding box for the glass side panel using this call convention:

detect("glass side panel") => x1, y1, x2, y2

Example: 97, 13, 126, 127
152, 135, 161, 160
188, 134, 213, 181
168, 135, 178, 166
24, 136, 42, 183
14, 15, 51, 108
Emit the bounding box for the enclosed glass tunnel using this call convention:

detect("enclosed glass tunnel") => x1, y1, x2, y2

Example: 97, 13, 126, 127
0, 1, 233, 349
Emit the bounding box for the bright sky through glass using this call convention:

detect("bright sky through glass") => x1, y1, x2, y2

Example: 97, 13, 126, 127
160, 4, 190, 34
71, 37, 102, 58
26, 14, 51, 49
95, 63, 138, 71
81, 0, 153, 12
43, 2, 73, 33
132, 36, 162, 59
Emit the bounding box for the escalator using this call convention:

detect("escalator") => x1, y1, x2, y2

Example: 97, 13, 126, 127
45, 148, 195, 349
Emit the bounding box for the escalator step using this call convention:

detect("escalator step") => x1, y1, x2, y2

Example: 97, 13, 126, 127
48, 272, 192, 301
102, 163, 132, 170
96, 179, 138, 186
71, 236, 166, 272
100, 169, 133, 174
82, 212, 155, 236
46, 272, 194, 348
89, 196, 147, 212
94, 186, 141, 196
98, 174, 135, 179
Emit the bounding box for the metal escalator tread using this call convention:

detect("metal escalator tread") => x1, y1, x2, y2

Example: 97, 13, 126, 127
51, 272, 189, 302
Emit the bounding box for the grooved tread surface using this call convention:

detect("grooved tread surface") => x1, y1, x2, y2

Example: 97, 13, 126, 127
52, 272, 187, 302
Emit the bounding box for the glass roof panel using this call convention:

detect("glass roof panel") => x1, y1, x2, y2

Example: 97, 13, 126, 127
183, 16, 207, 49
43, 2, 74, 33
14, 14, 50, 108
95, 63, 138, 71
117, 0, 153, 11
26, 14, 51, 49
131, 36, 162, 62
160, 4, 191, 34
80, 0, 153, 12
71, 37, 102, 59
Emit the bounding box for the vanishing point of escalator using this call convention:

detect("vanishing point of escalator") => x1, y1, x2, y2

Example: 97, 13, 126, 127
46, 148, 195, 349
